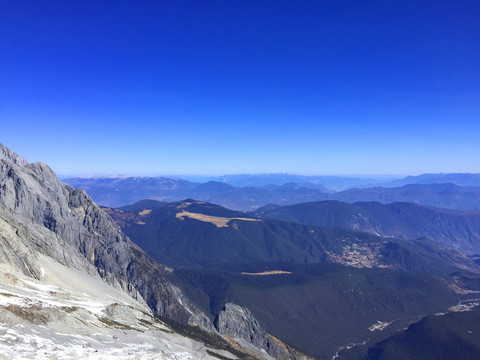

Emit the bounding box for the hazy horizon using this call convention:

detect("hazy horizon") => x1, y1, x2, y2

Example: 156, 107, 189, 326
2, 1, 478, 176
58, 172, 403, 180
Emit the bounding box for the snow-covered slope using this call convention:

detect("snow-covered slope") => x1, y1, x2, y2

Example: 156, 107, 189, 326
0, 254, 236, 359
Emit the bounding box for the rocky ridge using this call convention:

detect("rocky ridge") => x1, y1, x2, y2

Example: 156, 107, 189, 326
0, 143, 209, 327
215, 303, 310, 360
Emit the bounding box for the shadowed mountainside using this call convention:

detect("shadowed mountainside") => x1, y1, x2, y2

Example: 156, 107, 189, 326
364, 309, 480, 360
253, 200, 480, 255
171, 262, 470, 359
105, 199, 480, 274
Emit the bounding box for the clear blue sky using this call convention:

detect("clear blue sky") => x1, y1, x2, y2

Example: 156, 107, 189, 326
1, 0, 479, 176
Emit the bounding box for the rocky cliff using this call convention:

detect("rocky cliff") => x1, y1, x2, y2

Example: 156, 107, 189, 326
0, 143, 210, 328
0, 144, 253, 359
215, 303, 311, 360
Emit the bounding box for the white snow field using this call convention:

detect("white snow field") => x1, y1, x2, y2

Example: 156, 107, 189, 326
0, 254, 238, 360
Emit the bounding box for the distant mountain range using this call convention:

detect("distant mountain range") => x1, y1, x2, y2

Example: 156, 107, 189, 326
65, 176, 480, 211
177, 173, 480, 190
179, 173, 384, 191
64, 176, 333, 210
253, 200, 480, 255
384, 173, 480, 188
334, 183, 480, 211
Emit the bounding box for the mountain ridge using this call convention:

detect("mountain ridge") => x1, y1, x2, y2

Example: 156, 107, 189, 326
253, 200, 480, 255
106, 198, 480, 274
385, 173, 480, 188
65, 176, 480, 211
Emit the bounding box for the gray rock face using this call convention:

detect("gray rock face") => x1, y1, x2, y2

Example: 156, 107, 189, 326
0, 143, 211, 329
215, 303, 265, 347
215, 303, 313, 360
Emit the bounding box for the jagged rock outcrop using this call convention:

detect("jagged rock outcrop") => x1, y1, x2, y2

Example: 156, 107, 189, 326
0, 143, 210, 329
215, 303, 312, 360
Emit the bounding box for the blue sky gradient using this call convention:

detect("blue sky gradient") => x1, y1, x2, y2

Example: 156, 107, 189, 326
1, 0, 479, 176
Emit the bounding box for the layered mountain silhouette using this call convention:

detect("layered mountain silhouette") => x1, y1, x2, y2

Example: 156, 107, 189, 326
65, 176, 333, 211
334, 183, 480, 211
180, 173, 376, 190
65, 176, 480, 211
385, 173, 480, 188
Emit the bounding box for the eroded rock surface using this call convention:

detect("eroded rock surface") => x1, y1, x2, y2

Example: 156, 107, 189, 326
215, 303, 312, 360
0, 143, 210, 328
